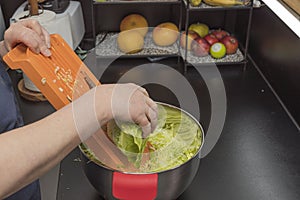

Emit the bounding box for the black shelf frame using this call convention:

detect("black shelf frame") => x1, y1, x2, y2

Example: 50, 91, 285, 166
182, 0, 254, 72
90, 0, 254, 74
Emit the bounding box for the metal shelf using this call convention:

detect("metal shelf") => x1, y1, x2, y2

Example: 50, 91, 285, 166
181, 48, 245, 65
94, 32, 246, 65
92, 0, 183, 60
95, 32, 180, 58
182, 0, 254, 71
93, 0, 181, 5
183, 0, 253, 11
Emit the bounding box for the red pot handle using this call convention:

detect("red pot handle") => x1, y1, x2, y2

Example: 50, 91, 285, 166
112, 172, 158, 200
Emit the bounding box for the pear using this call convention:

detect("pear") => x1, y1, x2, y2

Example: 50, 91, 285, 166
190, 0, 202, 7
188, 23, 209, 38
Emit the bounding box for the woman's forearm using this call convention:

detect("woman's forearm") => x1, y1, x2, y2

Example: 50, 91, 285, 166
0, 83, 158, 198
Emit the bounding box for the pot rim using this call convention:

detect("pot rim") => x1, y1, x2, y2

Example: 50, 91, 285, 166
79, 101, 205, 174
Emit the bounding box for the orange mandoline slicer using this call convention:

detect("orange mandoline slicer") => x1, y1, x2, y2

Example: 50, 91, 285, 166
3, 34, 100, 110
3, 34, 132, 168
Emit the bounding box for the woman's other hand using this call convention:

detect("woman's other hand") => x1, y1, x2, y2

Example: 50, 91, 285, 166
3, 19, 51, 57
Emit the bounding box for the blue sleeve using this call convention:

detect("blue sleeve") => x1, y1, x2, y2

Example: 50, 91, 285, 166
0, 64, 41, 199
0, 62, 23, 133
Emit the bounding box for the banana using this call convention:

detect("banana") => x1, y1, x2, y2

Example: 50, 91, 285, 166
203, 0, 250, 7
190, 0, 202, 7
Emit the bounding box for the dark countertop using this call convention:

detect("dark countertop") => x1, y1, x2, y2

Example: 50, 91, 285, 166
13, 53, 300, 200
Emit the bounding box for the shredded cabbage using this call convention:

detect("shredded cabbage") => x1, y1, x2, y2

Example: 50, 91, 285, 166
106, 104, 203, 172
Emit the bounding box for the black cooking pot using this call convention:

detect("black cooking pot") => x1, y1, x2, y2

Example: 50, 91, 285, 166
79, 103, 204, 200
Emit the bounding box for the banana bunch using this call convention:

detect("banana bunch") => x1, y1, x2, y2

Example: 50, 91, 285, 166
190, 0, 202, 7
203, 0, 250, 7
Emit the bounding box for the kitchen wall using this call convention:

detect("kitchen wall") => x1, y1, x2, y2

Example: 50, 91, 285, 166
0, 0, 24, 27
249, 5, 300, 126
76, 0, 93, 39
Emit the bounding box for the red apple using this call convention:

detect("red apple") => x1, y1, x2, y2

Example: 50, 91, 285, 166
180, 30, 199, 50
204, 33, 219, 45
211, 29, 229, 40
191, 37, 211, 57
221, 35, 239, 54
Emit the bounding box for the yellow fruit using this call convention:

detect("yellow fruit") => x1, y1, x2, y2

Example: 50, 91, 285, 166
190, 0, 202, 7
188, 23, 209, 38
120, 14, 149, 37
203, 0, 249, 6
152, 22, 179, 47
117, 30, 144, 54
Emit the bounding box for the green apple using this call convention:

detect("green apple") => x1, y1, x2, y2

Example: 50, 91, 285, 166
188, 23, 209, 38
210, 42, 226, 59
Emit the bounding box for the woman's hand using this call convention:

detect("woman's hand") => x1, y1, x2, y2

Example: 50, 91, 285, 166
96, 84, 158, 138
3, 19, 51, 57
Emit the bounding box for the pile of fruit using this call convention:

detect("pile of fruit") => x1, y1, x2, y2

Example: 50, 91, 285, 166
116, 14, 238, 59
180, 23, 239, 59
117, 13, 179, 54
